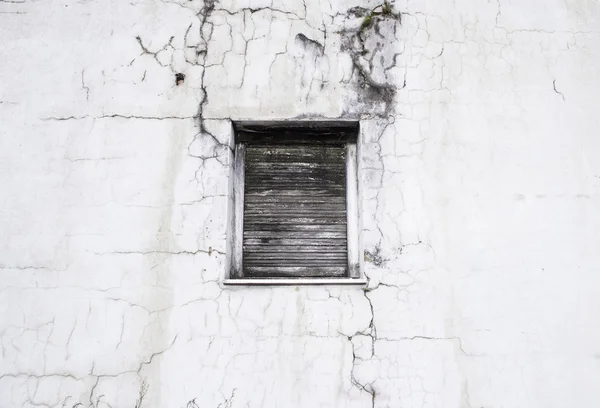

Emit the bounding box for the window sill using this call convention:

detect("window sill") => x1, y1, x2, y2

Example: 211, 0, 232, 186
223, 278, 367, 286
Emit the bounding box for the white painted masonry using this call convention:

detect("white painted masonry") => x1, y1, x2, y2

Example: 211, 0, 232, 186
1, 0, 599, 407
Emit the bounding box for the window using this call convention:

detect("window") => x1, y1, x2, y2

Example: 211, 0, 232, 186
227, 122, 362, 284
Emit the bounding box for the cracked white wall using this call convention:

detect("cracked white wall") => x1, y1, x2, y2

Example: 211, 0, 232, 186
1, 0, 600, 407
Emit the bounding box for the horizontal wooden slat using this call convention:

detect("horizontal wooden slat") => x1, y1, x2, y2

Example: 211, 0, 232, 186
246, 146, 345, 155
244, 266, 348, 278
244, 231, 347, 239
245, 187, 346, 193
244, 263, 347, 271
245, 184, 345, 190
244, 219, 346, 225
245, 201, 345, 208
245, 156, 346, 163
244, 227, 345, 235
246, 183, 344, 189
244, 256, 348, 262
244, 196, 346, 204
247, 166, 346, 174
246, 173, 345, 181
245, 223, 346, 229
244, 238, 347, 246
245, 212, 346, 218
244, 244, 347, 252
245, 182, 345, 187
245, 212, 346, 219
245, 174, 344, 181
244, 202, 346, 210
245, 152, 345, 159
246, 163, 346, 172
244, 223, 346, 230
245, 191, 346, 198
246, 175, 345, 181
245, 202, 346, 210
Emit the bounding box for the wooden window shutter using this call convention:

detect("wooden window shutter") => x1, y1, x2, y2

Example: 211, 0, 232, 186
228, 122, 360, 281
243, 142, 349, 278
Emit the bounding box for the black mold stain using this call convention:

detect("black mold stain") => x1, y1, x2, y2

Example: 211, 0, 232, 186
339, 4, 403, 117
175, 73, 185, 86
364, 246, 385, 267
295, 33, 325, 56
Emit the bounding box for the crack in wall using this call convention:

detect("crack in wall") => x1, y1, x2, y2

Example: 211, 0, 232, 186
553, 79, 565, 101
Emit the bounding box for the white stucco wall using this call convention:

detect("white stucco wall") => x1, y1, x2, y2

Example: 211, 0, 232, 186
1, 0, 600, 407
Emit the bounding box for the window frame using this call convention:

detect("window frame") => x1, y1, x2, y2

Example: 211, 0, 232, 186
224, 121, 364, 285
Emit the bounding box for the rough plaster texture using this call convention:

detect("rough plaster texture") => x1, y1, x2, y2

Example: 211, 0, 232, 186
1, 0, 600, 407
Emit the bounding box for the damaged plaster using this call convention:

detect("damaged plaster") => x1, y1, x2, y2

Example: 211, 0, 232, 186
1, 0, 600, 407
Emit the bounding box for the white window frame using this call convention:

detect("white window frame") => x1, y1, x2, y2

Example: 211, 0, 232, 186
223, 121, 365, 286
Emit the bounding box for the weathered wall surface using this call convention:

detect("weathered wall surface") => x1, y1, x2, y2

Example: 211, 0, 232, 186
1, 0, 600, 407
